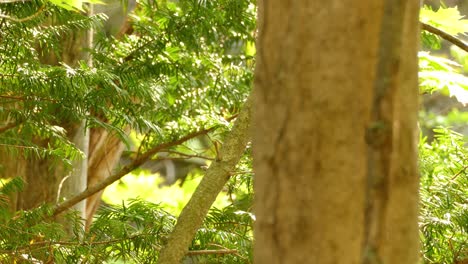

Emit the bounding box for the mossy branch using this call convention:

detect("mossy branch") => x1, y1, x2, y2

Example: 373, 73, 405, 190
157, 95, 252, 264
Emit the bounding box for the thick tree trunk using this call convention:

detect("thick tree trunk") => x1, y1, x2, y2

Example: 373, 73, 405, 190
0, 124, 83, 211
253, 1, 420, 263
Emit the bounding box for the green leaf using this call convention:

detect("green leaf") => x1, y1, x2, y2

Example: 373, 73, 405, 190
47, 0, 105, 12
420, 5, 468, 35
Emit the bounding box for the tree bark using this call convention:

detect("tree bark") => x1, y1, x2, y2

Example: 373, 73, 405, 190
85, 127, 127, 228
253, 1, 420, 263
60, 121, 89, 220
157, 96, 252, 264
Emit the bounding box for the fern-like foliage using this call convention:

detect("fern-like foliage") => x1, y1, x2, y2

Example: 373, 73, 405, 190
419, 128, 468, 264
1, 0, 256, 160
0, 196, 253, 263
1, 0, 255, 262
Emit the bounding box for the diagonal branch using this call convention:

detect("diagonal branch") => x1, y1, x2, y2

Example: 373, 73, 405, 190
0, 5, 45, 22
52, 127, 215, 216
0, 122, 18, 134
0, 94, 58, 103
157, 95, 251, 264
421, 22, 468, 53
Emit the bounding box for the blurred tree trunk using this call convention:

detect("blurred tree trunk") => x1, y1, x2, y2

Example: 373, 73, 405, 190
0, 29, 91, 217
253, 1, 420, 263
0, 6, 128, 225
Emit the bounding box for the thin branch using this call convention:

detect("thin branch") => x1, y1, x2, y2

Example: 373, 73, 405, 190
52, 127, 215, 216
0, 0, 32, 3
0, 5, 45, 23
186, 249, 238, 256
0, 122, 18, 134
163, 150, 215, 161
421, 22, 468, 53
0, 235, 238, 258
0, 233, 154, 254
0, 143, 40, 149
0, 94, 58, 103
450, 163, 468, 181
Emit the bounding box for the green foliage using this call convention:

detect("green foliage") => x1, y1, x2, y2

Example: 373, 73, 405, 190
419, 5, 468, 105
190, 205, 253, 264
419, 4, 468, 263
421, 5, 468, 34
419, 128, 468, 263
0, 195, 253, 263
0, 177, 23, 220
4, 0, 468, 263
419, 52, 468, 105
1, 0, 255, 261
102, 172, 232, 216
420, 4, 468, 50
48, 0, 103, 12
451, 45, 468, 72
0, 0, 255, 161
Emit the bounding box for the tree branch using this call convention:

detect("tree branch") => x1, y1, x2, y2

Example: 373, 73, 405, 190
52, 127, 215, 216
0, 233, 148, 254
186, 249, 238, 256
421, 22, 468, 53
0, 0, 32, 3
0, 122, 18, 134
0, 5, 44, 23
157, 95, 252, 264
163, 150, 215, 161
0, 94, 57, 103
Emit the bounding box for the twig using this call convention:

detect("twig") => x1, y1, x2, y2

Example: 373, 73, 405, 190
0, 122, 18, 134
0, 0, 32, 3
0, 94, 58, 103
450, 164, 468, 181
0, 143, 40, 149
0, 5, 45, 23
0, 233, 152, 254
52, 127, 215, 216
421, 22, 468, 53
186, 249, 238, 256
163, 150, 215, 161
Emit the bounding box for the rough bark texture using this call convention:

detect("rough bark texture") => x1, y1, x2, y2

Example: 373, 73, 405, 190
253, 1, 419, 264
379, 2, 421, 263
157, 96, 252, 264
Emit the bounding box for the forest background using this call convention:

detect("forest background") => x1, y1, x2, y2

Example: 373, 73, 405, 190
0, 0, 467, 263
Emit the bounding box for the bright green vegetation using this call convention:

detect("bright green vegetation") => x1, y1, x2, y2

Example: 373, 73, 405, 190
0, 1, 467, 263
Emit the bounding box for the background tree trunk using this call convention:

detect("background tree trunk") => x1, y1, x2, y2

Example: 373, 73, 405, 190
60, 121, 89, 220
0, 5, 129, 226
253, 1, 420, 263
